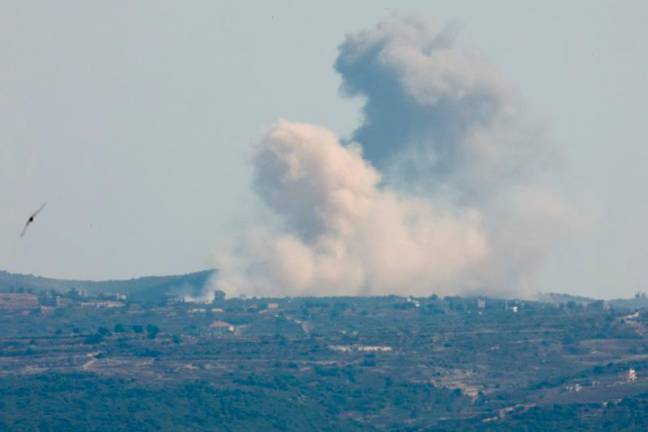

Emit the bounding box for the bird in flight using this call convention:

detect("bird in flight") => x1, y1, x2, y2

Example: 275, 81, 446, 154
20, 203, 46, 238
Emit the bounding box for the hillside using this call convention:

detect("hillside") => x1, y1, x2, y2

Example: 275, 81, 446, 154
0, 269, 216, 302
2, 288, 648, 430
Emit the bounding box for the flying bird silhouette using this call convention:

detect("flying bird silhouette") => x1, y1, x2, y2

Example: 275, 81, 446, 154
20, 203, 46, 238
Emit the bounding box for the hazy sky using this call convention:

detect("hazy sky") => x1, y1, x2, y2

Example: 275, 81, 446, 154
2, 1, 647, 299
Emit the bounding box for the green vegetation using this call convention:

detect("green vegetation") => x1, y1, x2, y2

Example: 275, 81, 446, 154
2, 271, 648, 430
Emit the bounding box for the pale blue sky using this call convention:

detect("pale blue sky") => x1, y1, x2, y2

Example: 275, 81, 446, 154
1, 1, 647, 298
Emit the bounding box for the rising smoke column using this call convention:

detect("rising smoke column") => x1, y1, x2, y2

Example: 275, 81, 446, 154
208, 17, 570, 299
214, 121, 489, 298
335, 17, 551, 199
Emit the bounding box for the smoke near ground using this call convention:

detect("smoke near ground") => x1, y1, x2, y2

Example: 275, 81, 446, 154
207, 17, 571, 299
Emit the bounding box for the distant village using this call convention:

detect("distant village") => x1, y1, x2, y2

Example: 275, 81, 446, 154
2, 274, 648, 430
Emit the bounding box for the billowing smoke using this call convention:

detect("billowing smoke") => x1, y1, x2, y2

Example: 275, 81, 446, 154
207, 17, 570, 299
335, 17, 551, 200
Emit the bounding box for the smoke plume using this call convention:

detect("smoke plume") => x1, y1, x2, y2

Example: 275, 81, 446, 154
208, 17, 570, 299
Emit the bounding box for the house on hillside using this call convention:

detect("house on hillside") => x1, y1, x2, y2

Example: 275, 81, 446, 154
80, 301, 124, 308
208, 320, 235, 335
477, 298, 486, 310
0, 293, 39, 311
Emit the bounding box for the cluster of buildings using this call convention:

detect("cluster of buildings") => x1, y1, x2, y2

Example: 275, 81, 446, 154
0, 289, 128, 313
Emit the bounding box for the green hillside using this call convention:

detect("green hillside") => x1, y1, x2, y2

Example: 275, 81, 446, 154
0, 269, 216, 302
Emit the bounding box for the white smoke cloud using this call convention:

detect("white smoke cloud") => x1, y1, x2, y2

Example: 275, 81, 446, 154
215, 121, 489, 297
206, 17, 571, 299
